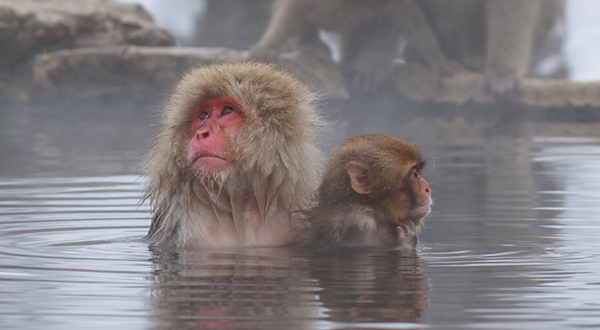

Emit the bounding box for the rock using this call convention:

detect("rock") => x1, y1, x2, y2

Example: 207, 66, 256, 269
0, 0, 174, 72
23, 44, 600, 109
31, 46, 351, 100
32, 46, 245, 89
396, 64, 600, 109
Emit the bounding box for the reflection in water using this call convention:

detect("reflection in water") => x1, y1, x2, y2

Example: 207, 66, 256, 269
147, 246, 429, 329
147, 247, 318, 329
309, 249, 429, 326
0, 100, 158, 177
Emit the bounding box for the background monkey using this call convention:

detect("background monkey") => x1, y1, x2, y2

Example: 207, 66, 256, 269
249, 0, 460, 93
298, 135, 432, 249
143, 62, 325, 248
251, 0, 564, 101
407, 0, 566, 101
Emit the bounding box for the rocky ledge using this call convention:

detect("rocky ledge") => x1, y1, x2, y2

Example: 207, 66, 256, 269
2, 0, 600, 110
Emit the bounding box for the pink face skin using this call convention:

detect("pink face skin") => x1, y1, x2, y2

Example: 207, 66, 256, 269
406, 166, 432, 221
396, 166, 432, 243
187, 97, 245, 175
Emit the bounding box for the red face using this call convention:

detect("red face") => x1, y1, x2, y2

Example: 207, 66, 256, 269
406, 166, 432, 220
187, 97, 245, 175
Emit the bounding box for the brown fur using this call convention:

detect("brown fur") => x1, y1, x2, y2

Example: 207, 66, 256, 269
298, 135, 432, 250
143, 62, 326, 247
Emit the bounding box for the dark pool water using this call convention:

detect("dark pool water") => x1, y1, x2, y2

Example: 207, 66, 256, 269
1, 103, 600, 329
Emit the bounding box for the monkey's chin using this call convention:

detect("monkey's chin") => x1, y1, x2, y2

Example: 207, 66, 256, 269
192, 156, 229, 176
408, 204, 431, 221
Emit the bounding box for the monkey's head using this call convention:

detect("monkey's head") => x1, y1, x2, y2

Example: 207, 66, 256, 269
320, 134, 432, 227
143, 62, 325, 224
155, 63, 320, 178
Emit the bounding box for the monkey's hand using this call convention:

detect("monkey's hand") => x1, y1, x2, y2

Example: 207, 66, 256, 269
443, 61, 465, 76
298, 40, 333, 64
485, 72, 523, 104
430, 60, 464, 79
395, 221, 419, 248
347, 55, 394, 93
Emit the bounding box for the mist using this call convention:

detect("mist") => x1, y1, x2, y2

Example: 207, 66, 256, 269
2, 1, 600, 329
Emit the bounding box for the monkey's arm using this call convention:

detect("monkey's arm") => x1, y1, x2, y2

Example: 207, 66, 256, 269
484, 0, 540, 102
397, 0, 462, 75
249, 0, 309, 60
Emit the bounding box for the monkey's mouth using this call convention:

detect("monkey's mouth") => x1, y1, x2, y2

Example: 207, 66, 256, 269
191, 154, 229, 172
188, 149, 226, 162
407, 199, 432, 221
195, 154, 226, 161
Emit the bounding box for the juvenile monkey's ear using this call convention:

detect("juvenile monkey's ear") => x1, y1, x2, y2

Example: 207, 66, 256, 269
346, 161, 373, 194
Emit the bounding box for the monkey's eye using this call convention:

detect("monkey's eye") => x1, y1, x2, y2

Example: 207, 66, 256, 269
198, 111, 209, 120
411, 168, 421, 180
221, 105, 234, 116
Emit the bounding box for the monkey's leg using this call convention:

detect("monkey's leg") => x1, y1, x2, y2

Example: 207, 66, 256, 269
484, 0, 541, 102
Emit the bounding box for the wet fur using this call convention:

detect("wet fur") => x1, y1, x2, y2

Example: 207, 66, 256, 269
143, 62, 326, 247
298, 135, 429, 250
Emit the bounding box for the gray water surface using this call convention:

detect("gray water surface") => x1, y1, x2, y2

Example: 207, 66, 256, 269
1, 103, 600, 329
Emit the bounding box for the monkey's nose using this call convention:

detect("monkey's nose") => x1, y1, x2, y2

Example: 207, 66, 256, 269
196, 130, 210, 140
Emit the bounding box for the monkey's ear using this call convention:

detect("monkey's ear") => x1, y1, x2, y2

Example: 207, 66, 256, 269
346, 161, 373, 195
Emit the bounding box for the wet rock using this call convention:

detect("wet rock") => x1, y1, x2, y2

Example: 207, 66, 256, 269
30, 45, 600, 108
396, 64, 600, 109
31, 46, 351, 100
31, 46, 245, 95
0, 0, 174, 72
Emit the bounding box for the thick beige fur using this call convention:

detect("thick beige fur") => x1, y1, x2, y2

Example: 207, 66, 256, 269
143, 62, 326, 247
